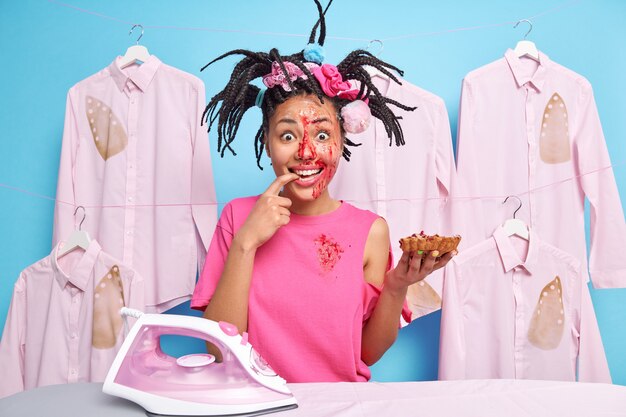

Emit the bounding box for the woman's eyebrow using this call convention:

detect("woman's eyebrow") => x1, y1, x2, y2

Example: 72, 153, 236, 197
311, 117, 331, 124
276, 117, 298, 125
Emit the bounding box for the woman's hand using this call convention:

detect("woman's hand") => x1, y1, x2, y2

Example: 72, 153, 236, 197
385, 250, 456, 295
233, 173, 299, 251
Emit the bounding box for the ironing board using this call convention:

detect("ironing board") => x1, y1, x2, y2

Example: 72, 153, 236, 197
1, 380, 626, 416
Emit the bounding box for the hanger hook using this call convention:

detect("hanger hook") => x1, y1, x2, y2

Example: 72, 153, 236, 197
366, 39, 384, 57
129, 24, 144, 45
73, 206, 86, 231
503, 196, 522, 219
513, 19, 533, 39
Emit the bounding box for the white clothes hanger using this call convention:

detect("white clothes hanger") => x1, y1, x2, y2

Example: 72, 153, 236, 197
57, 206, 92, 258
119, 24, 150, 69
502, 196, 529, 240
365, 39, 390, 80
513, 19, 539, 61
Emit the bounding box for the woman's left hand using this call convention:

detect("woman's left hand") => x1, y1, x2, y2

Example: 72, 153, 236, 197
385, 250, 456, 294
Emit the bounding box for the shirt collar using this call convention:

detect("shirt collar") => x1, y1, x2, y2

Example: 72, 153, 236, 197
492, 225, 538, 274
109, 55, 161, 93
504, 48, 550, 92
52, 240, 102, 291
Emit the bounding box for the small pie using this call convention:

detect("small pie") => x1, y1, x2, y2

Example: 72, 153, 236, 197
399, 231, 461, 254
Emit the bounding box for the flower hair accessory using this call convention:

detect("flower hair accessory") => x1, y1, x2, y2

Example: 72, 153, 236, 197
260, 61, 372, 134
312, 64, 372, 134
262, 61, 319, 92
341, 100, 371, 134
311, 64, 356, 99
303, 43, 325, 64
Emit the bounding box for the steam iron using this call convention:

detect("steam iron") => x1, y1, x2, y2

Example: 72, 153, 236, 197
103, 308, 297, 416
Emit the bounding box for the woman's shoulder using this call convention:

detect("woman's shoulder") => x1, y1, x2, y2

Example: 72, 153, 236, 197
341, 202, 382, 223
222, 195, 259, 214
218, 195, 260, 226
226, 195, 259, 209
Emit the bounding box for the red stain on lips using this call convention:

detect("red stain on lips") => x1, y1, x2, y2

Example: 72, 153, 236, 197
314, 234, 344, 272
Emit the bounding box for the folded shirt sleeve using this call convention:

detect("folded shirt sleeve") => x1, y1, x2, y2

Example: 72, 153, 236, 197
0, 276, 27, 398
191, 202, 235, 311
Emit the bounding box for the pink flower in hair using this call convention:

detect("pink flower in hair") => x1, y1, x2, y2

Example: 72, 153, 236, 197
312, 64, 353, 98
262, 61, 319, 92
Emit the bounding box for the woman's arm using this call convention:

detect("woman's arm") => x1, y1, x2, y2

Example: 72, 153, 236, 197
202, 237, 257, 336
203, 173, 299, 334
361, 218, 454, 365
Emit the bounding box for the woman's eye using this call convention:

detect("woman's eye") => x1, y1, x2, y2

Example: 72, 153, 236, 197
316, 132, 330, 141
281, 133, 295, 142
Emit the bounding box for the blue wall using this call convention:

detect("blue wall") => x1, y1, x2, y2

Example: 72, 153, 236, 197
1, 0, 625, 384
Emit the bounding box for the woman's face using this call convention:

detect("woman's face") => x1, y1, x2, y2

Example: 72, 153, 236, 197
265, 94, 343, 202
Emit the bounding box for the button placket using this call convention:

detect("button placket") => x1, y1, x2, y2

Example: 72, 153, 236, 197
525, 85, 537, 228
511, 270, 525, 378
123, 85, 139, 265
67, 287, 82, 383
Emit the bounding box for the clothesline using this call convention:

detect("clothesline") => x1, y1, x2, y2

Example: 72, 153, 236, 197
2, 159, 622, 209
47, 0, 582, 43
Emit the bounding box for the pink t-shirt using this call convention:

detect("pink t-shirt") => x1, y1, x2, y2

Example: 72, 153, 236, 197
192, 196, 408, 382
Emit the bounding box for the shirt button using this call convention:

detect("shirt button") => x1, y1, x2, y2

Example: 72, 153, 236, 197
71, 333, 77, 339
72, 298, 78, 304
70, 369, 77, 376
128, 197, 133, 202
127, 230, 133, 236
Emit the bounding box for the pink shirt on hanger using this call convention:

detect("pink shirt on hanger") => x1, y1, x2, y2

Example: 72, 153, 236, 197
0, 241, 144, 398
439, 226, 610, 383
52, 56, 217, 312
452, 49, 626, 288
329, 75, 455, 319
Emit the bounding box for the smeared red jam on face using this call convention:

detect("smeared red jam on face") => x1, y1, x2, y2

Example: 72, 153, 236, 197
267, 95, 343, 203
297, 115, 318, 161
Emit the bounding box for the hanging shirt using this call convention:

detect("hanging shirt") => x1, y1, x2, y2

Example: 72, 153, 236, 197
0, 240, 144, 398
329, 74, 455, 319
52, 56, 217, 312
191, 196, 411, 382
438, 226, 610, 383
452, 49, 626, 288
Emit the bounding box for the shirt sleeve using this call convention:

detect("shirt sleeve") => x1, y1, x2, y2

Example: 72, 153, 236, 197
438, 261, 466, 380
434, 98, 455, 217
575, 83, 626, 288
190, 202, 235, 310
190, 79, 218, 270
449, 78, 481, 251
362, 283, 412, 326
52, 89, 80, 245
575, 281, 612, 383
0, 276, 26, 398
361, 243, 412, 326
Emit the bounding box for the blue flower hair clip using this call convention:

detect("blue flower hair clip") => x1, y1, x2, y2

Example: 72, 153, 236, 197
303, 43, 325, 64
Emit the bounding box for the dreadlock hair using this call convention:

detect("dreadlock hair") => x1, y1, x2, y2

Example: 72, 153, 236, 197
201, 0, 416, 169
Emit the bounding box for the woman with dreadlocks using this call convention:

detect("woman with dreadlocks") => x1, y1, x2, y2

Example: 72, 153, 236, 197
191, 1, 455, 382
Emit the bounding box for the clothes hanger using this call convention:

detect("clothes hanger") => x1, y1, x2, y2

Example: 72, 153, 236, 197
119, 24, 150, 69
513, 19, 539, 61
57, 206, 92, 258
365, 39, 389, 80
502, 195, 529, 240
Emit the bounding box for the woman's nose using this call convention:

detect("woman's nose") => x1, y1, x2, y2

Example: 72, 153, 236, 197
296, 136, 317, 160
